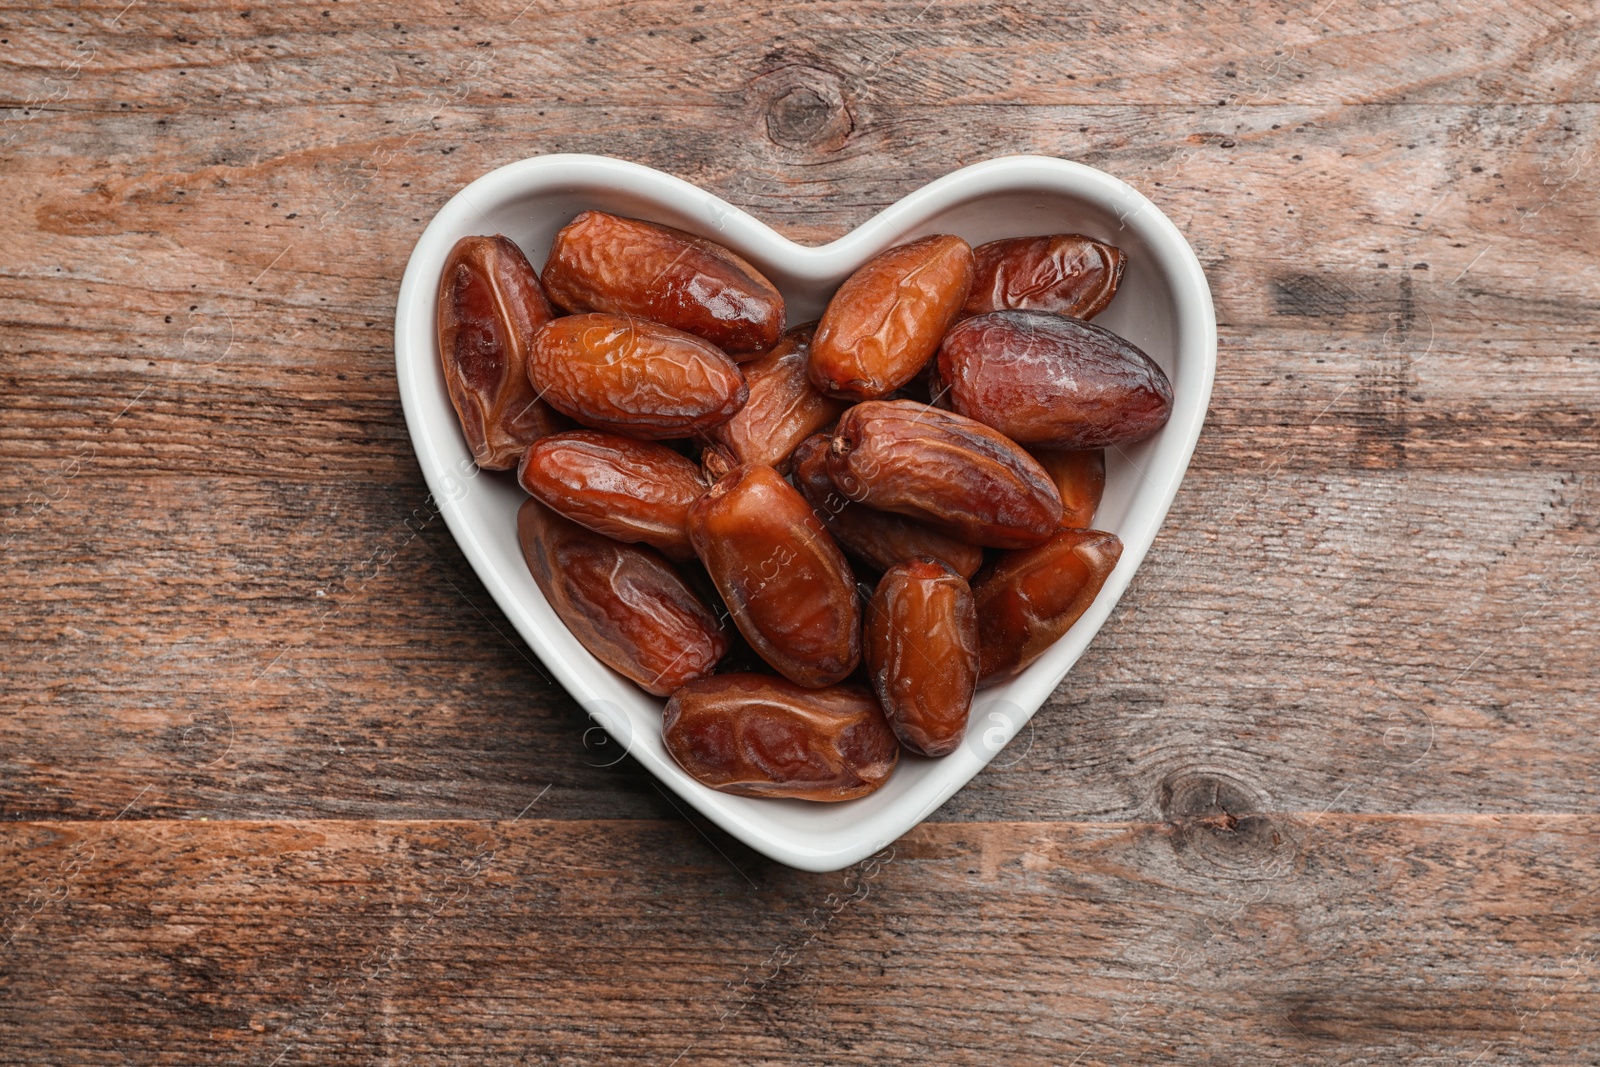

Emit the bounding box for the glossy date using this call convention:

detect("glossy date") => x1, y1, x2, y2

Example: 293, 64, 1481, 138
687, 463, 861, 688
973, 527, 1122, 683
809, 234, 974, 401
706, 323, 846, 472
541, 211, 785, 356
863, 558, 978, 756
791, 434, 983, 579
662, 673, 899, 801
517, 430, 708, 561
826, 400, 1063, 549
516, 498, 728, 696
436, 234, 562, 469
1029, 447, 1106, 529
526, 313, 749, 440
963, 234, 1125, 320
937, 309, 1173, 448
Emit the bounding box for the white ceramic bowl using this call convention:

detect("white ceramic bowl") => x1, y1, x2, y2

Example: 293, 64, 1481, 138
395, 153, 1215, 872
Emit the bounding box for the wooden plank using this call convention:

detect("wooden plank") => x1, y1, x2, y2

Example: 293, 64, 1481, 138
4, 100, 1597, 477
1, 0, 1593, 110
1, 816, 1597, 1064
1, 467, 1593, 821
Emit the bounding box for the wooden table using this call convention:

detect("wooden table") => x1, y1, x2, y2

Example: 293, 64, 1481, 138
4, 1, 1597, 1062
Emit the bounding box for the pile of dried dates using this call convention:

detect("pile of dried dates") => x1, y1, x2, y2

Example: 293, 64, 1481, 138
437, 212, 1171, 803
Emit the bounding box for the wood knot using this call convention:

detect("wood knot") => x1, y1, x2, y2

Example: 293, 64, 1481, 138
755, 66, 853, 151
1158, 770, 1294, 880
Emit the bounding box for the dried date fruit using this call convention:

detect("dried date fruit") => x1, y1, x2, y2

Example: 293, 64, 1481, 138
827, 400, 1063, 549
863, 558, 978, 756
1030, 447, 1106, 529
963, 234, 1125, 320
436, 234, 563, 469
526, 313, 749, 440
516, 499, 728, 696
662, 673, 898, 801
674, 558, 768, 675
809, 234, 974, 400
974, 527, 1122, 683
687, 463, 860, 688
541, 211, 785, 356
791, 434, 982, 579
707, 323, 847, 472
937, 309, 1173, 448
517, 430, 708, 561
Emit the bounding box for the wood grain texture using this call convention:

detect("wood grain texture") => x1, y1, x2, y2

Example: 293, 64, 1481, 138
3, 817, 1599, 1065
2, 468, 1596, 825
3, 0, 1598, 1062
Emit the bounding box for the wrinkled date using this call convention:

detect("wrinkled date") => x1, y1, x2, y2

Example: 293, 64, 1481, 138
517, 499, 728, 696
938, 309, 1173, 448
526, 313, 749, 440
662, 673, 899, 801
963, 234, 1125, 320
809, 234, 975, 401
436, 234, 563, 469
791, 434, 982, 579
445, 217, 1166, 794
827, 400, 1063, 549
1030, 447, 1106, 529
974, 528, 1123, 682
688, 464, 861, 688
517, 430, 708, 561
675, 558, 768, 674
863, 558, 979, 756
541, 211, 785, 356
707, 323, 847, 472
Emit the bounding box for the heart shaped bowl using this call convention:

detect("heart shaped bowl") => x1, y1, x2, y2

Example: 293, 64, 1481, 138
395, 153, 1215, 872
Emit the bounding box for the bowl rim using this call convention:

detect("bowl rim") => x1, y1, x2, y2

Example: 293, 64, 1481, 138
395, 152, 1216, 872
